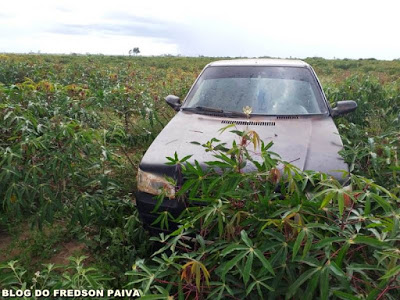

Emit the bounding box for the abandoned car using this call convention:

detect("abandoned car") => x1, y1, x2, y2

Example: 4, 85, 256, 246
136, 59, 357, 227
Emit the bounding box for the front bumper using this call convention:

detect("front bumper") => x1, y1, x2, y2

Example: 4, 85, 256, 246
135, 191, 186, 231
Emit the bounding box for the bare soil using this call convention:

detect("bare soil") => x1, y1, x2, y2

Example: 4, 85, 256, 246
0, 232, 17, 262
46, 241, 87, 265
0, 224, 87, 266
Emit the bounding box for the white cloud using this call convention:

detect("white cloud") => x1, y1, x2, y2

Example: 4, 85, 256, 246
1, 0, 399, 59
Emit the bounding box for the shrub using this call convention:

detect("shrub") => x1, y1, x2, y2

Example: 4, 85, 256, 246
0, 257, 112, 293
127, 128, 400, 299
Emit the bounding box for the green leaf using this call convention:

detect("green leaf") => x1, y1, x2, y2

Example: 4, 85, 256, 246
254, 249, 275, 276
292, 229, 306, 261
139, 295, 170, 300
177, 179, 196, 196
246, 280, 257, 296
313, 237, 346, 249
335, 243, 350, 268
302, 233, 313, 259
304, 272, 320, 300
220, 244, 248, 256
215, 153, 236, 166
353, 236, 387, 248
298, 257, 320, 268
370, 193, 392, 212
320, 192, 334, 209
366, 279, 389, 300
180, 154, 193, 163
221, 251, 247, 279
151, 193, 166, 213
329, 261, 346, 278
333, 291, 360, 300
243, 250, 253, 285
240, 230, 253, 248
379, 265, 400, 280
258, 280, 274, 292
320, 267, 329, 300
218, 123, 236, 134
338, 192, 344, 215
287, 267, 320, 298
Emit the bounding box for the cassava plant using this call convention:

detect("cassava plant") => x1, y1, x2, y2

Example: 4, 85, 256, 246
0, 256, 112, 298
127, 126, 400, 299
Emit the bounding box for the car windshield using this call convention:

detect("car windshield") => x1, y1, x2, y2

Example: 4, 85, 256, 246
183, 66, 328, 115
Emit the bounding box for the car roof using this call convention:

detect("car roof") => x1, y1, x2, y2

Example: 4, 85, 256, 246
207, 58, 309, 67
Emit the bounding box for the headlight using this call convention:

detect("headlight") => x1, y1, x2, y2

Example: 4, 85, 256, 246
137, 168, 176, 199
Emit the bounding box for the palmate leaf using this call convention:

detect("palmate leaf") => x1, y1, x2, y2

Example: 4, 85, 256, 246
181, 259, 210, 291
207, 281, 236, 299
221, 252, 247, 280
312, 181, 355, 215
151, 211, 174, 230
220, 230, 275, 280
247, 130, 260, 151
246, 275, 274, 296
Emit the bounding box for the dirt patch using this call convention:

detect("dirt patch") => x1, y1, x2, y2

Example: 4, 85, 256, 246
0, 223, 89, 267
46, 241, 87, 265
0, 232, 16, 262
0, 228, 28, 263
0, 224, 37, 263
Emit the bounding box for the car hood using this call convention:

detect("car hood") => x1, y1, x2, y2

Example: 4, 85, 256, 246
139, 111, 348, 181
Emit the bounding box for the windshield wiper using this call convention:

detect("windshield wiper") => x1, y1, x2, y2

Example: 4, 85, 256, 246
182, 106, 224, 113
182, 106, 248, 118
221, 110, 248, 118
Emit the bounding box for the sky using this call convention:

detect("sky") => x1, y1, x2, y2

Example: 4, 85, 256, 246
1, 0, 399, 60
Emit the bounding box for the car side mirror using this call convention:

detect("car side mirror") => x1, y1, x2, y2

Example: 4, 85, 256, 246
332, 100, 357, 117
165, 95, 181, 111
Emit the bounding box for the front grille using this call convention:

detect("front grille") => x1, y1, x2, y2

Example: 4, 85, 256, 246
221, 120, 276, 126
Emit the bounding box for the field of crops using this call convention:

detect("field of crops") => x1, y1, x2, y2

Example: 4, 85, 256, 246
0, 54, 399, 299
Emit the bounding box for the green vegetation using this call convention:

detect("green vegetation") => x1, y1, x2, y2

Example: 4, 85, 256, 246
0, 54, 399, 299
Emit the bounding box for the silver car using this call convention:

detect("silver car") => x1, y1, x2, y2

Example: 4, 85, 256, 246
136, 59, 357, 227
